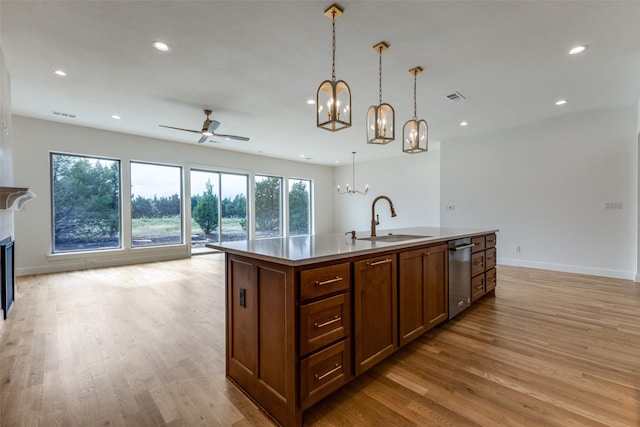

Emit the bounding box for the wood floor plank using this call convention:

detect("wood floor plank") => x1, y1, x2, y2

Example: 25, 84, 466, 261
2, 259, 639, 426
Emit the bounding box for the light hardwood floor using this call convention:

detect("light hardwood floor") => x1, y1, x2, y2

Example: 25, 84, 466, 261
1, 255, 639, 426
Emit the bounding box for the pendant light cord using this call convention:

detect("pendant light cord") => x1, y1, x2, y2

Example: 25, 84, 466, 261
331, 12, 336, 81
378, 48, 383, 105
413, 71, 418, 120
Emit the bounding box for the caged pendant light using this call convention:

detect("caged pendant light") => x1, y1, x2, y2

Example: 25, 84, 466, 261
367, 42, 395, 144
402, 67, 428, 154
317, 4, 351, 132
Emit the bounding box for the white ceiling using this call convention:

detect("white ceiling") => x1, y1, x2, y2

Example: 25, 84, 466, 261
2, 1, 640, 166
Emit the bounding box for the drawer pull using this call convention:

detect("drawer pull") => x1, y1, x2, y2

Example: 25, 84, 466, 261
314, 363, 342, 381
314, 316, 341, 329
315, 276, 343, 286
366, 258, 392, 266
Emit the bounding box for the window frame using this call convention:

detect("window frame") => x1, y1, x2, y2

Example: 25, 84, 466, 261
50, 152, 123, 254
254, 174, 284, 239
287, 177, 313, 236
129, 160, 184, 249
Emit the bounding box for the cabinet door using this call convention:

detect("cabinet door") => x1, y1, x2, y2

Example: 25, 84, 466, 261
471, 274, 485, 302
424, 243, 448, 330
354, 254, 397, 376
398, 248, 427, 347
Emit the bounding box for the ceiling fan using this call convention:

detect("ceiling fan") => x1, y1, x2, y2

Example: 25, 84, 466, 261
160, 109, 250, 143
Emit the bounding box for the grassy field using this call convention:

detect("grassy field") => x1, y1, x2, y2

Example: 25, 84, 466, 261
132, 216, 245, 237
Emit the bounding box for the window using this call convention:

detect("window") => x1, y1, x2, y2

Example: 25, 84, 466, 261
220, 173, 248, 242
190, 169, 248, 250
130, 162, 182, 247
288, 178, 312, 236
255, 175, 283, 238
190, 170, 220, 250
51, 153, 121, 253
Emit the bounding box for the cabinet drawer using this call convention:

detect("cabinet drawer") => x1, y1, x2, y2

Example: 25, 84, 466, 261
471, 251, 485, 277
300, 263, 350, 302
472, 236, 485, 253
300, 293, 350, 356
471, 274, 485, 301
485, 233, 496, 249
486, 247, 497, 270
301, 338, 351, 410
486, 268, 496, 292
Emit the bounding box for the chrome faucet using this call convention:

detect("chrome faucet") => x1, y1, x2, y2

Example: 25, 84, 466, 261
371, 195, 397, 237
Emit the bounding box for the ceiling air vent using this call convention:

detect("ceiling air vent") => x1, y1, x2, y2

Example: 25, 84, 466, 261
52, 111, 77, 119
446, 92, 465, 102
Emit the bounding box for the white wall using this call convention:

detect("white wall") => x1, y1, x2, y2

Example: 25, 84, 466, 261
441, 106, 637, 280
12, 116, 335, 275
333, 143, 440, 235
0, 45, 14, 242
637, 97, 640, 282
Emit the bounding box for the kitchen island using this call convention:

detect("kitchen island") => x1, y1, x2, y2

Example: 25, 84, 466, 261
208, 226, 497, 427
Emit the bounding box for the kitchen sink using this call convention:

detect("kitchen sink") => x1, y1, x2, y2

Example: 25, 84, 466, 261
357, 233, 432, 242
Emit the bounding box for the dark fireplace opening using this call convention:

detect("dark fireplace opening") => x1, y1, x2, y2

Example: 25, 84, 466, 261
1, 237, 15, 319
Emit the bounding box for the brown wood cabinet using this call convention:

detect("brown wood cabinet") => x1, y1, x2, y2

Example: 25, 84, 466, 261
398, 243, 448, 347
299, 262, 352, 409
471, 233, 497, 301
354, 254, 397, 376
221, 230, 497, 427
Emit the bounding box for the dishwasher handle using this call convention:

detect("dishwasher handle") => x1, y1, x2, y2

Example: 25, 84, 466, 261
449, 243, 475, 252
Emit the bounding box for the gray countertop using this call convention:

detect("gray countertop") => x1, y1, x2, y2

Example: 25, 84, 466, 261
207, 226, 498, 266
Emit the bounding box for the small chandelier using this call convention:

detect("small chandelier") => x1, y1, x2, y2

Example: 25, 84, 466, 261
367, 42, 394, 144
402, 67, 428, 154
337, 151, 368, 195
317, 4, 351, 132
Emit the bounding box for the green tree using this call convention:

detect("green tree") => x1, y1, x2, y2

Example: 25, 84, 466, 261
131, 195, 159, 218
255, 177, 281, 232
155, 193, 181, 216
289, 181, 309, 234
221, 194, 246, 218
193, 180, 219, 234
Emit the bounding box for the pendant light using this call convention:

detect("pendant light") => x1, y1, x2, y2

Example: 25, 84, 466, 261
337, 152, 368, 195
317, 4, 351, 132
367, 42, 394, 144
402, 67, 428, 154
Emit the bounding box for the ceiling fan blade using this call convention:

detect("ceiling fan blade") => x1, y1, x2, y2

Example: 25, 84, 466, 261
198, 134, 209, 143
207, 120, 221, 133
159, 125, 201, 134
213, 133, 250, 141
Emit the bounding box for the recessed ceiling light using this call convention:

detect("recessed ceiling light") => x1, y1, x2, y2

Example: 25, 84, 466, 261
335, 160, 340, 164
569, 44, 588, 55
299, 154, 305, 158
307, 99, 316, 105
54, 69, 67, 77
555, 99, 568, 106
152, 40, 170, 51
111, 114, 121, 120
460, 121, 468, 127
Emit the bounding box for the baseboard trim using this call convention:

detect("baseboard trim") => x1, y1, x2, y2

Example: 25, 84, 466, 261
498, 257, 636, 281
17, 250, 190, 276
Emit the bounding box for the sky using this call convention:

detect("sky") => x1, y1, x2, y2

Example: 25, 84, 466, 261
129, 165, 308, 200
130, 164, 248, 199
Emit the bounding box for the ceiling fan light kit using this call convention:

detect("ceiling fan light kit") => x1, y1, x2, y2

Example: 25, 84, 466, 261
317, 3, 352, 132
367, 42, 395, 145
402, 66, 428, 154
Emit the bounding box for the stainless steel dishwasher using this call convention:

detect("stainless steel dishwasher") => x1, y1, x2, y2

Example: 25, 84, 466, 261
448, 238, 474, 319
